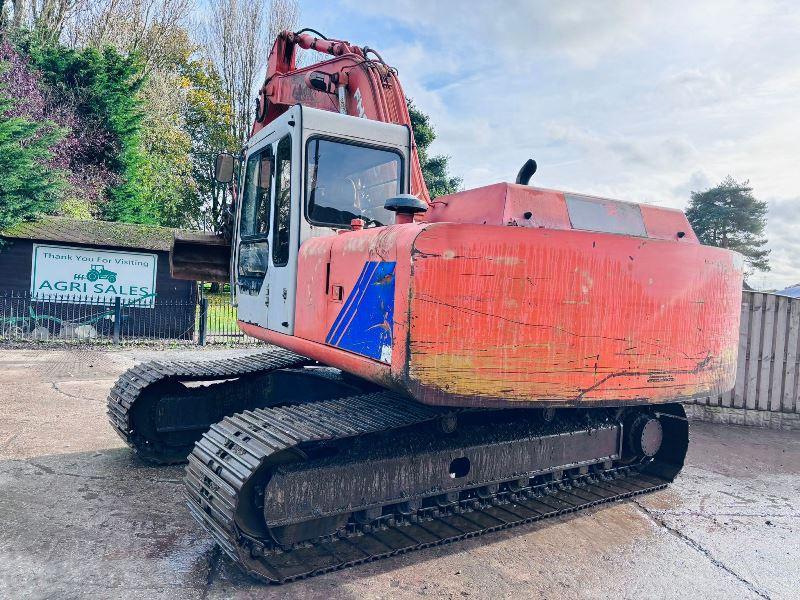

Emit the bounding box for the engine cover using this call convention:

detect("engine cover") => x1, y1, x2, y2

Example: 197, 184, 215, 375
258, 184, 744, 409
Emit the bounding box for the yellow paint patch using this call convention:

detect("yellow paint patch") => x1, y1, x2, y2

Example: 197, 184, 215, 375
409, 352, 580, 401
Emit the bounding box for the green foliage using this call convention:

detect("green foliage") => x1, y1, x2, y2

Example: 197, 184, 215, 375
26, 42, 152, 222
16, 31, 236, 231
135, 66, 196, 228
137, 113, 195, 227
0, 85, 66, 234
58, 195, 93, 219
183, 57, 237, 232
686, 175, 770, 273
407, 100, 461, 198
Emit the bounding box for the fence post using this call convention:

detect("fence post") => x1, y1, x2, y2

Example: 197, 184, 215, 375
198, 297, 208, 346
113, 296, 121, 344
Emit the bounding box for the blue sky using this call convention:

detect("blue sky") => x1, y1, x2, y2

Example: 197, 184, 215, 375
282, 1, 800, 289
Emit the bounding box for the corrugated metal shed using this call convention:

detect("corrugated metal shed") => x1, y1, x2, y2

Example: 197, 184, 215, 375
1, 216, 177, 252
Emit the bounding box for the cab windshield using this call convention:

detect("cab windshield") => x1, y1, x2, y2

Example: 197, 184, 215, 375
306, 138, 402, 228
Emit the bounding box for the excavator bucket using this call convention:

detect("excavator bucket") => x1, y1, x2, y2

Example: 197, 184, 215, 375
169, 231, 230, 283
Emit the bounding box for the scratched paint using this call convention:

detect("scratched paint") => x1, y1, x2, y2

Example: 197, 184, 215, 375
325, 261, 396, 362
403, 223, 742, 406
288, 185, 743, 408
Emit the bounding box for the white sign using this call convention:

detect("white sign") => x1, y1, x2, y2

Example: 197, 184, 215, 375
31, 244, 158, 307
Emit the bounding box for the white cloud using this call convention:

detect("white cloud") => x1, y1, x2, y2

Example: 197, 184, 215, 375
348, 0, 651, 68
657, 68, 736, 107
755, 196, 800, 291
298, 0, 800, 289
544, 122, 698, 170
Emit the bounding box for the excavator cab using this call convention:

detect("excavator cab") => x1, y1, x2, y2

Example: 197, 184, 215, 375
231, 105, 413, 336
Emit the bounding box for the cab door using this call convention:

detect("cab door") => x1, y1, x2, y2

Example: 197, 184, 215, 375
265, 126, 299, 334
233, 141, 274, 329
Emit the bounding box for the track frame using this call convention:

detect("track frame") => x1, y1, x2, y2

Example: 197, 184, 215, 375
184, 394, 688, 583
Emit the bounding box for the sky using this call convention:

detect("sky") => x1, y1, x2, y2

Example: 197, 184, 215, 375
286, 1, 800, 290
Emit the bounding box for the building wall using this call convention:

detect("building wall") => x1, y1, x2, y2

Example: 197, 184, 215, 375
0, 238, 194, 301
0, 238, 198, 339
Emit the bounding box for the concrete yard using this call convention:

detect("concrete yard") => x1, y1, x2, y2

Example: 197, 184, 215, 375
0, 347, 797, 600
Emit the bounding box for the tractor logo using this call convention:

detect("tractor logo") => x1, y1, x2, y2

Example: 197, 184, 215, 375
85, 265, 117, 283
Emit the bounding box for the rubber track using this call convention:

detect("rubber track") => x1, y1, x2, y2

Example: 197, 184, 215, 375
107, 348, 309, 461
184, 394, 670, 584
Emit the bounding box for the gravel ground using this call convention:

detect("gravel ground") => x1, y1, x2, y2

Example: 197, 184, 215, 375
0, 346, 797, 600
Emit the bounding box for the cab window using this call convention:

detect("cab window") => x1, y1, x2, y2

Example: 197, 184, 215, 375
238, 147, 273, 287
240, 149, 272, 239
272, 135, 292, 266
306, 138, 401, 228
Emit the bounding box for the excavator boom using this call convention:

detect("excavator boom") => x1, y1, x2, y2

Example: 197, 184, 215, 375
256, 30, 430, 203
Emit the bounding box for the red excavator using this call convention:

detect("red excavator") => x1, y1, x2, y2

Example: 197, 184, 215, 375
108, 29, 744, 583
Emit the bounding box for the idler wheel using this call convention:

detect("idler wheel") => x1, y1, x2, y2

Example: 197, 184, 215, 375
629, 414, 664, 458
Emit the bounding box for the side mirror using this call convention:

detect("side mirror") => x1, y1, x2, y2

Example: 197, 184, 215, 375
214, 153, 236, 184
258, 154, 273, 189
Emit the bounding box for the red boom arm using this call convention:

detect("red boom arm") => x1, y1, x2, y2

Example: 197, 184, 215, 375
252, 30, 430, 204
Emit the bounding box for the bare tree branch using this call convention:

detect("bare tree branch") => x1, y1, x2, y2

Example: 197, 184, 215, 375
3, 0, 85, 40
61, 0, 191, 74
202, 0, 298, 145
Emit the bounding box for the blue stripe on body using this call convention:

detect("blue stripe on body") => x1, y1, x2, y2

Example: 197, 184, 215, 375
325, 261, 396, 362
325, 260, 379, 345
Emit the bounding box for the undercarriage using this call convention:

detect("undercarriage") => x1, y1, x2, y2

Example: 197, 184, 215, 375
108, 349, 688, 583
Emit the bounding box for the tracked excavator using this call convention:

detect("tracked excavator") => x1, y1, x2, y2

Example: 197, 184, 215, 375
108, 29, 744, 583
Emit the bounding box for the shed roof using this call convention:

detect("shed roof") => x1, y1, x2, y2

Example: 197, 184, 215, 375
1, 216, 179, 252
775, 284, 800, 298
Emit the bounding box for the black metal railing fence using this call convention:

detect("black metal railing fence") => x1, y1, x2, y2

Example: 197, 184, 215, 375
0, 289, 254, 345
197, 293, 259, 344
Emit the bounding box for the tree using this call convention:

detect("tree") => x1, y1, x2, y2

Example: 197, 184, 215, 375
182, 56, 237, 233
55, 4, 206, 227
204, 0, 298, 145
0, 1, 11, 29
27, 42, 150, 222
266, 0, 299, 43
1, 36, 107, 218
137, 64, 195, 227
686, 175, 770, 273
3, 4, 238, 230
0, 74, 66, 234
61, 0, 191, 74
1, 0, 85, 43
407, 100, 461, 198
204, 0, 266, 145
